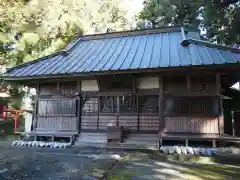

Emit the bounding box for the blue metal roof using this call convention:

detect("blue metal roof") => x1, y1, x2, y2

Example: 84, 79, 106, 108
4, 27, 240, 79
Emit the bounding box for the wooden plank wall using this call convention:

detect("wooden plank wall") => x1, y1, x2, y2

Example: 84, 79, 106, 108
99, 116, 117, 130
139, 115, 159, 132
162, 74, 221, 135
36, 81, 78, 132
37, 99, 77, 131
119, 116, 138, 131
37, 116, 77, 131
81, 116, 98, 130
164, 117, 219, 134
34, 73, 222, 135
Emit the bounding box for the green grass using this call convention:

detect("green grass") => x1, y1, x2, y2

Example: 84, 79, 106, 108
184, 164, 240, 180
107, 151, 240, 180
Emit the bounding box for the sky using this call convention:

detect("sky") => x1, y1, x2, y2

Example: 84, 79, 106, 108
125, 0, 144, 16
122, 0, 144, 28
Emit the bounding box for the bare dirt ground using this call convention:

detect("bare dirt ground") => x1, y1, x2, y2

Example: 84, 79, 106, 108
0, 136, 240, 180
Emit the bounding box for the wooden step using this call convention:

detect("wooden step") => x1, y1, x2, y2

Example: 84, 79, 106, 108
107, 143, 159, 150
74, 133, 159, 150
75, 133, 107, 146
124, 134, 158, 142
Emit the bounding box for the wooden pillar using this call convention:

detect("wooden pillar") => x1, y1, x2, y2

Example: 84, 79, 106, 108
186, 74, 191, 92
116, 96, 120, 126
231, 110, 235, 136
159, 76, 164, 134
137, 95, 139, 132
216, 73, 224, 136
132, 75, 139, 132
97, 95, 100, 130
56, 81, 60, 92
76, 80, 81, 133
34, 83, 40, 140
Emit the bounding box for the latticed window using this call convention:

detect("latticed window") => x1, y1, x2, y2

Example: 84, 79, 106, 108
81, 97, 98, 114
100, 96, 116, 113
38, 99, 77, 116
99, 95, 136, 114
138, 95, 159, 114
119, 95, 136, 113
165, 96, 220, 116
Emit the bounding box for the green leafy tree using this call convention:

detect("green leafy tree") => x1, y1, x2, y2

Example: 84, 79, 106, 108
0, 0, 129, 67
138, 0, 177, 28
137, 0, 240, 46
202, 0, 240, 45
0, 0, 129, 109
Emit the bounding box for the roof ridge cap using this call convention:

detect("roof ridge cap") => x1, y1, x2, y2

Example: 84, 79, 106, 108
181, 38, 240, 53
79, 26, 182, 41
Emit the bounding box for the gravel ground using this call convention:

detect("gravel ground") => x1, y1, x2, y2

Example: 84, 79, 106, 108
0, 137, 240, 180
0, 137, 119, 180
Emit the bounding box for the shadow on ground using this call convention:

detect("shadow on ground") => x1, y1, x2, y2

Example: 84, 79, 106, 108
0, 137, 240, 180
107, 151, 240, 180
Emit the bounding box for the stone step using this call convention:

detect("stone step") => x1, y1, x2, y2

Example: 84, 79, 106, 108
107, 143, 159, 150
79, 133, 107, 137
124, 134, 158, 142
124, 140, 158, 145
75, 133, 107, 146
75, 133, 159, 150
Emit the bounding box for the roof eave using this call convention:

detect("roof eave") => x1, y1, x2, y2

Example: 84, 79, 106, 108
3, 63, 240, 81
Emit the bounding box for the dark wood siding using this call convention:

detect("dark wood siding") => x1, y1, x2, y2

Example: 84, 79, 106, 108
36, 98, 77, 131
163, 76, 187, 93
191, 75, 216, 93
164, 117, 219, 134
119, 116, 138, 131
36, 82, 78, 132
99, 116, 117, 130
81, 116, 98, 130
139, 115, 159, 132
34, 73, 221, 135
81, 97, 99, 131
37, 116, 77, 131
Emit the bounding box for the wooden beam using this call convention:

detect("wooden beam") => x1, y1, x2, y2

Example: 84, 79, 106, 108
116, 96, 120, 126
216, 73, 221, 95
164, 91, 218, 97
216, 73, 224, 136
77, 80, 81, 93
5, 63, 240, 82
97, 96, 100, 130
159, 76, 164, 133
231, 111, 235, 136
131, 75, 136, 93
186, 74, 191, 92
56, 81, 60, 92
137, 95, 139, 132
33, 83, 40, 140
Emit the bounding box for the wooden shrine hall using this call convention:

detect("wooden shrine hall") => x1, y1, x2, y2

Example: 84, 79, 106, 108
3, 26, 240, 149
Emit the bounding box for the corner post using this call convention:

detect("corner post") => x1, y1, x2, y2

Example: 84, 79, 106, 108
34, 83, 40, 140
216, 73, 224, 136
77, 80, 81, 133
186, 74, 191, 92
159, 76, 164, 134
